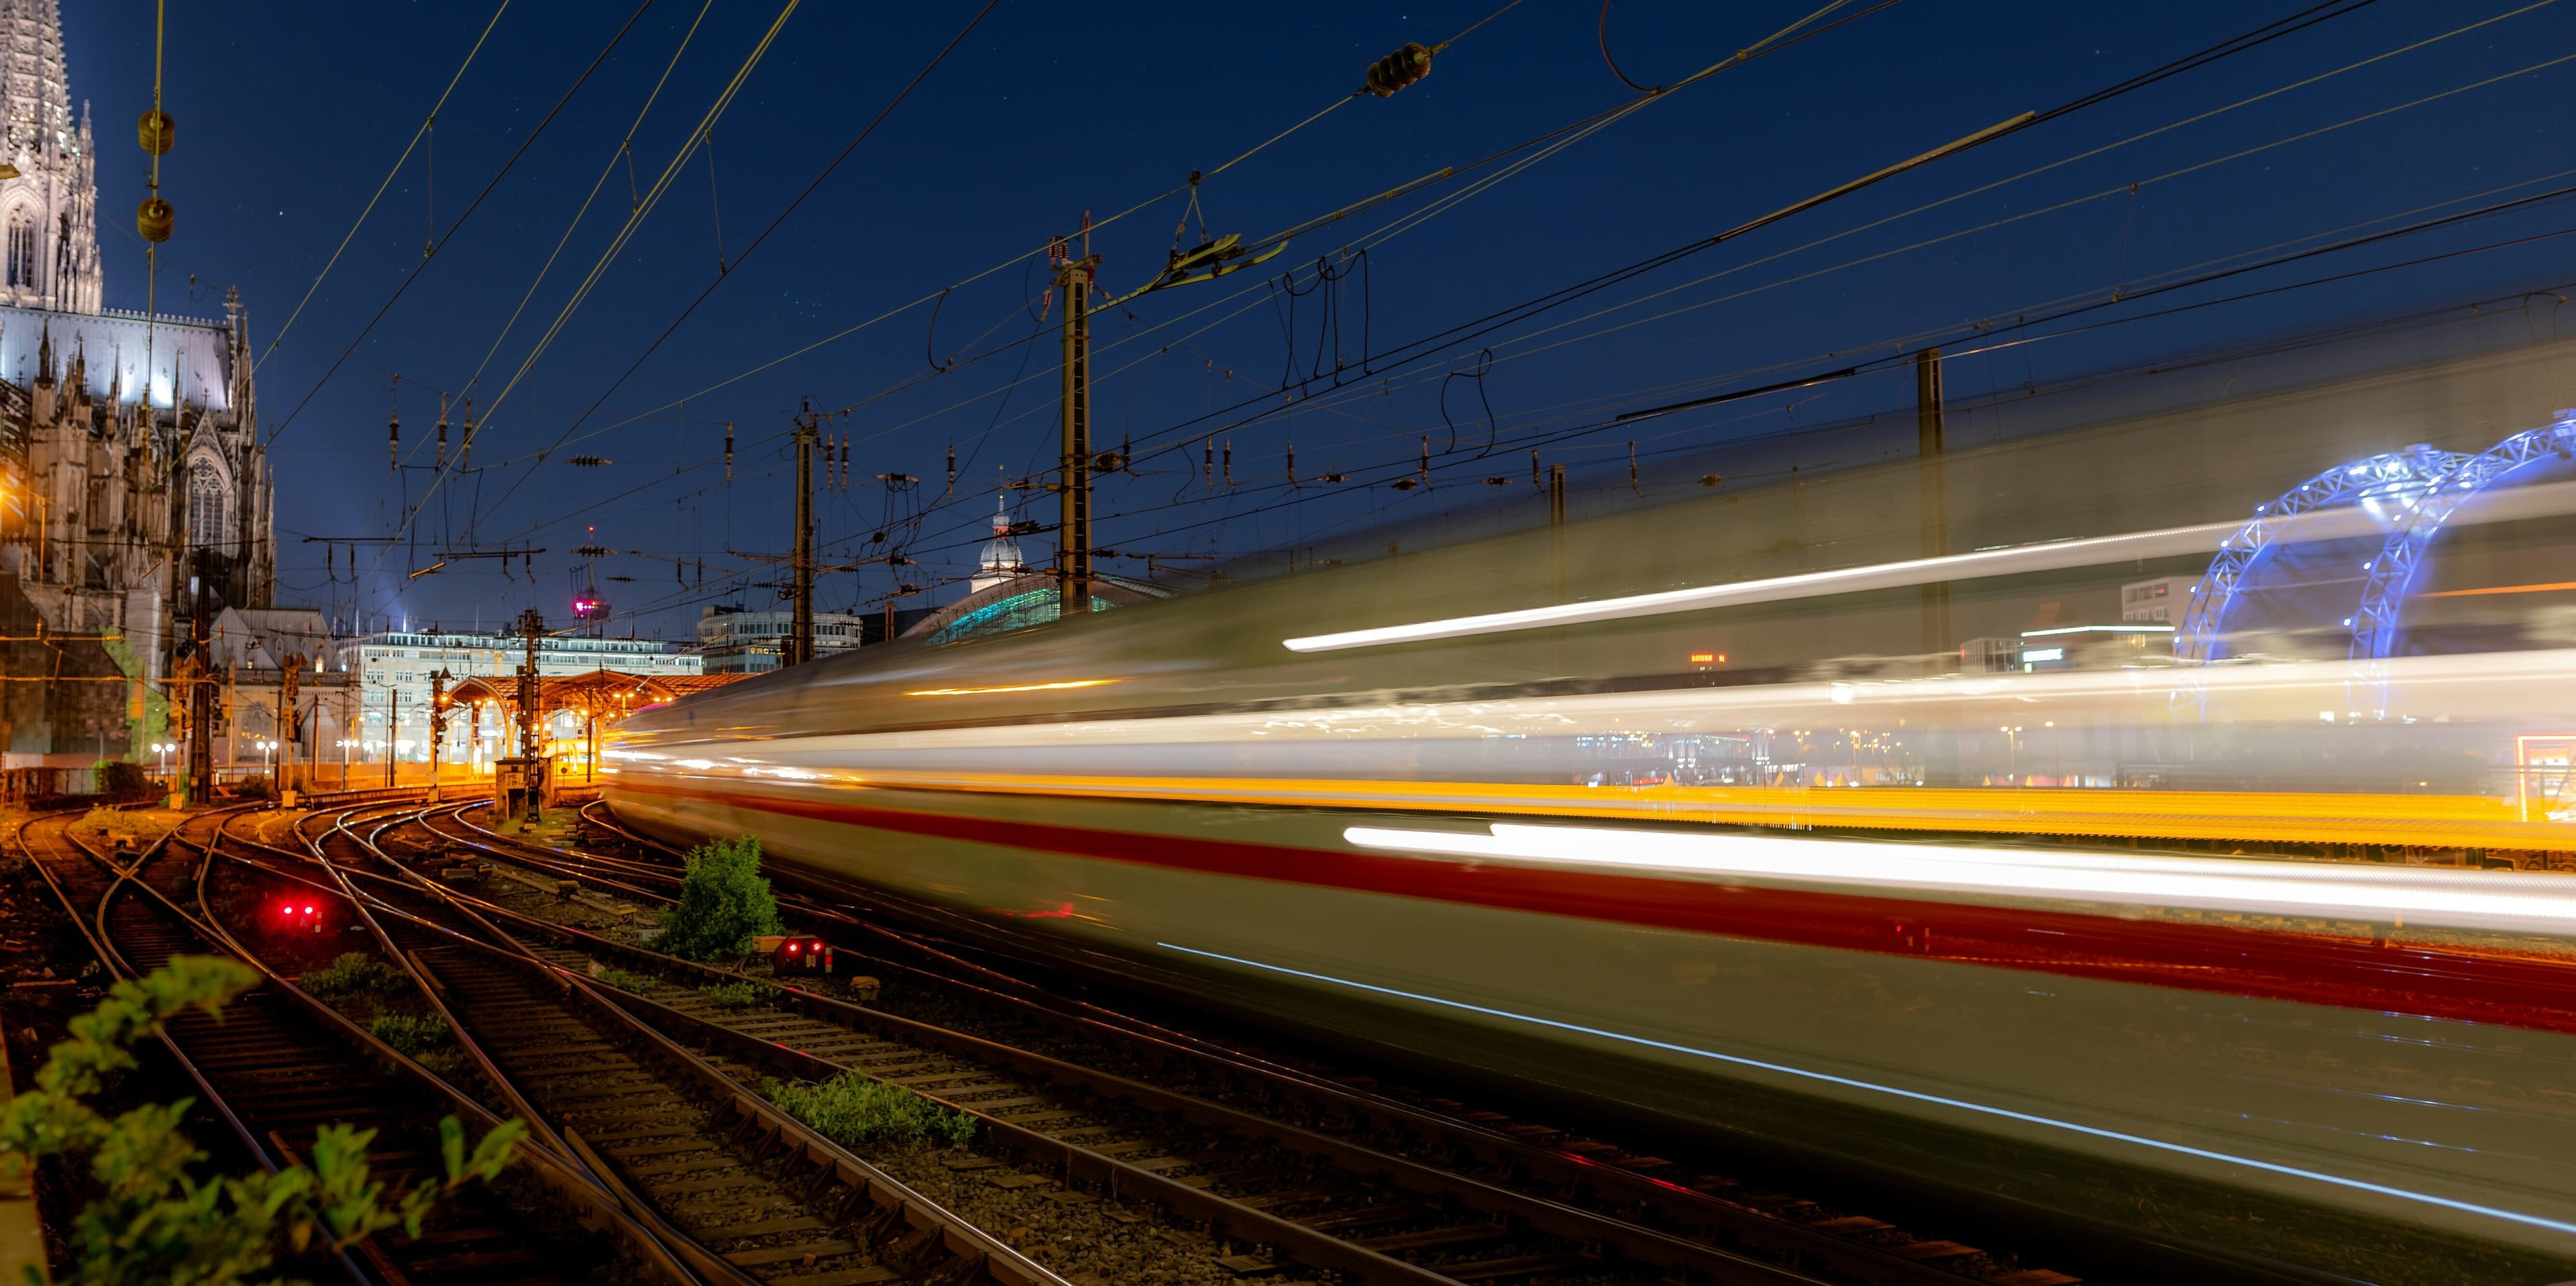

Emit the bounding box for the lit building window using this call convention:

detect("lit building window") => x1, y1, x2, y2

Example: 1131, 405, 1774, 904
5, 215, 33, 289
187, 461, 225, 546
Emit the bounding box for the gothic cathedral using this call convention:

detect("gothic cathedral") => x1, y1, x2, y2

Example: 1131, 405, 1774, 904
0, 0, 270, 766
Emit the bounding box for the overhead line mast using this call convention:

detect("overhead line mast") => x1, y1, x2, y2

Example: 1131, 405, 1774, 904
1054, 236, 1097, 614
792, 400, 818, 662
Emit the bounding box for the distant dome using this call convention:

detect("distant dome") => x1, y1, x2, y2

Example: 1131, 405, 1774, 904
972, 494, 1022, 592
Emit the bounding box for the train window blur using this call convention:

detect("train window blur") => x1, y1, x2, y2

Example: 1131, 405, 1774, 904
604, 330, 2576, 1278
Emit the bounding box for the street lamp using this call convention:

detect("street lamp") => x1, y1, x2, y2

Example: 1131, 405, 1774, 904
151, 741, 172, 777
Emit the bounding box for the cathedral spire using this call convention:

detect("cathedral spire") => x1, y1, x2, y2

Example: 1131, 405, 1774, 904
0, 0, 98, 313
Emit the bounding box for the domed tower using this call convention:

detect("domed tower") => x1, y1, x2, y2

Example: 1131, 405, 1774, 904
971, 495, 1023, 592
0, 0, 99, 314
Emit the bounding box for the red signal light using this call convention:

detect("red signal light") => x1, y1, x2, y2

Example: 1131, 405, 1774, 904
786, 943, 798, 952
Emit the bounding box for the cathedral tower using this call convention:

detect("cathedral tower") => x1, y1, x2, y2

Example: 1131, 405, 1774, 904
0, 1, 267, 768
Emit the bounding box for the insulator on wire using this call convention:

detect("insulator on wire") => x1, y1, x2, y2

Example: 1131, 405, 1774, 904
388, 409, 399, 472
724, 422, 735, 480
1364, 42, 1432, 97
137, 110, 175, 155
137, 198, 173, 242
1203, 440, 1214, 488
1224, 439, 1234, 486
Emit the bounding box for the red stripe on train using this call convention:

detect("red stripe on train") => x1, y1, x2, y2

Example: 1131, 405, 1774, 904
623, 779, 2576, 1035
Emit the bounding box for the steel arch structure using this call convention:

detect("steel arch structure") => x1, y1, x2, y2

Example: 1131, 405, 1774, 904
2349, 410, 2576, 668
2172, 445, 2465, 673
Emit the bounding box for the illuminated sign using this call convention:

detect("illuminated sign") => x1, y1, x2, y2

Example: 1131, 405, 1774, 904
1688, 653, 1715, 664
2021, 646, 2065, 663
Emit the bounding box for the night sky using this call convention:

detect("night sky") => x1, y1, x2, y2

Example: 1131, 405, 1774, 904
58, 0, 2576, 641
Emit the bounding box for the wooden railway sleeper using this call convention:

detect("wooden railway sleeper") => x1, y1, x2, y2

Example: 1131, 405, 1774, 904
244, 809, 592, 1182
388, 912, 1077, 1286
590, 961, 1794, 1286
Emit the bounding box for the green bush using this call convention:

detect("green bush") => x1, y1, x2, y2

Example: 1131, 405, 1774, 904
96, 761, 148, 800
233, 777, 273, 801
700, 981, 761, 1009
655, 835, 783, 961
594, 968, 656, 994
0, 957, 525, 1284
370, 1013, 451, 1056
301, 953, 400, 998
763, 1072, 976, 1147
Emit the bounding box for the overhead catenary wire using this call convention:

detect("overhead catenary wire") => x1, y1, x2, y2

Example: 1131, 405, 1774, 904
1094, 0, 2390, 478
568, 0, 1913, 474
379, 0, 804, 551
254, 0, 512, 376
504, 0, 1568, 467
340, 158, 2576, 610
796, 0, 2437, 567
467, 0, 1007, 531
386, 0, 2390, 621
262, 0, 656, 447
1281, 11, 2576, 435
455, 0, 721, 409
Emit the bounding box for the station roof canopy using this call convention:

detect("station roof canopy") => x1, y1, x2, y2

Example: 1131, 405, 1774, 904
445, 667, 747, 718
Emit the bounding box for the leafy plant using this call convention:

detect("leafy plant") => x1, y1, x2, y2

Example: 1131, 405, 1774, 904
655, 835, 783, 961
0, 956, 526, 1285
763, 1072, 977, 1147
300, 953, 400, 998
594, 968, 656, 994
368, 1014, 451, 1056
700, 981, 761, 1009
95, 761, 148, 801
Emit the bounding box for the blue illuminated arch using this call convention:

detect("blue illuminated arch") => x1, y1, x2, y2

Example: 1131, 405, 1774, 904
2349, 409, 2576, 665
2173, 444, 2464, 667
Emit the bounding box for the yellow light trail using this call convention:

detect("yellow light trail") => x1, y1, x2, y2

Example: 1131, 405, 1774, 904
690, 767, 2576, 853
904, 679, 1120, 698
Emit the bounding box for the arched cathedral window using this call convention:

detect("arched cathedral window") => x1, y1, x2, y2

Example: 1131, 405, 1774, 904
5, 215, 32, 290
188, 461, 225, 547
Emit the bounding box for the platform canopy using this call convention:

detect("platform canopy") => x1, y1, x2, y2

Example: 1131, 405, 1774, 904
444, 667, 745, 720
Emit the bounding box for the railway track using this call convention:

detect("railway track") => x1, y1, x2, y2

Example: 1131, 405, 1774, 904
268, 802, 1075, 1286
17, 791, 2090, 1285
5, 805, 637, 1286
382, 802, 2085, 1286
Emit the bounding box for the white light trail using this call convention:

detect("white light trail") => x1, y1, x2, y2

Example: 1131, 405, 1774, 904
1342, 822, 2576, 936
1283, 477, 2576, 653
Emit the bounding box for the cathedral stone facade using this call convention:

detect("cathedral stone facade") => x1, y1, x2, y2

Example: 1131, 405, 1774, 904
0, 0, 271, 771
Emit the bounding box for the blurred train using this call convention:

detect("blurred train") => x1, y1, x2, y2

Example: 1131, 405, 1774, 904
608, 346, 2576, 1283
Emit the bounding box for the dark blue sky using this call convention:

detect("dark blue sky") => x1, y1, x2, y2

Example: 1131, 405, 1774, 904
62, 0, 2576, 639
